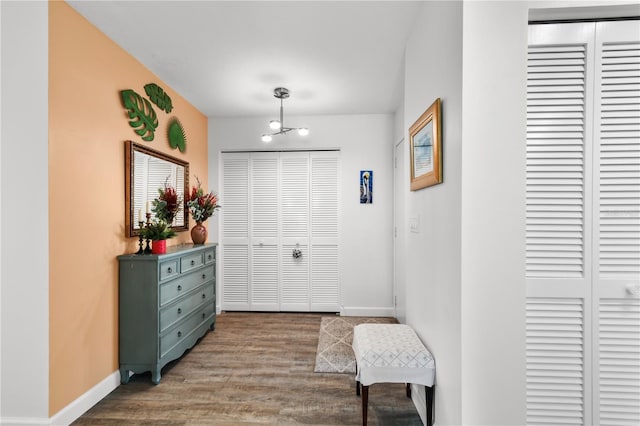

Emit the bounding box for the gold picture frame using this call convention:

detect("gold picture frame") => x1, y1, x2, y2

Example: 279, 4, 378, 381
409, 98, 442, 191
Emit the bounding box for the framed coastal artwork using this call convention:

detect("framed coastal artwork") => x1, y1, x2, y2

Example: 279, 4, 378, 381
409, 98, 442, 191
360, 170, 372, 204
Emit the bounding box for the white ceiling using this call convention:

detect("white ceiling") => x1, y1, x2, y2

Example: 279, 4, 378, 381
67, 1, 424, 118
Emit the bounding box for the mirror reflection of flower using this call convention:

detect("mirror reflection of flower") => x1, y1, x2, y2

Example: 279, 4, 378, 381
152, 179, 181, 225
187, 176, 221, 224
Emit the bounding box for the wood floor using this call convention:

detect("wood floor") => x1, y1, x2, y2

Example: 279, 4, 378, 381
73, 312, 423, 425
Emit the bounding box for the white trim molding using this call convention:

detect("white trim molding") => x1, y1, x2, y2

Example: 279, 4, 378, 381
340, 306, 396, 317
48, 371, 120, 426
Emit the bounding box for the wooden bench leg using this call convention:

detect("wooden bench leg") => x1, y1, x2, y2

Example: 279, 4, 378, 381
361, 385, 368, 426
355, 364, 361, 396
406, 383, 411, 398
425, 385, 434, 426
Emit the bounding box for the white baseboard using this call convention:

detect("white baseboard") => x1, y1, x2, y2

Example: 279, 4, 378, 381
48, 370, 120, 426
340, 306, 395, 317
1, 416, 49, 425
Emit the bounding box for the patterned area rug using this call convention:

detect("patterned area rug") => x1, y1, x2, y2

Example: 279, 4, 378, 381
314, 316, 398, 374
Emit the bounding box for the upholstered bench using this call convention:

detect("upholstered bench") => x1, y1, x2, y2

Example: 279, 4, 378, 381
352, 324, 435, 426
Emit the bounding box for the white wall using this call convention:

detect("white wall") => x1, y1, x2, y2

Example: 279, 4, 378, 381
0, 0, 50, 422
401, 2, 463, 424
209, 114, 395, 315
460, 1, 529, 425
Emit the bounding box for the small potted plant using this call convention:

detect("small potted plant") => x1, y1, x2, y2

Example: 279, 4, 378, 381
140, 219, 176, 254
186, 177, 221, 244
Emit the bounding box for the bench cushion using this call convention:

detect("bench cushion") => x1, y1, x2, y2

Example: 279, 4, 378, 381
352, 324, 435, 387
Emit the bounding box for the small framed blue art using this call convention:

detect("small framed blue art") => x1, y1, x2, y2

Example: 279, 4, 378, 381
360, 170, 373, 204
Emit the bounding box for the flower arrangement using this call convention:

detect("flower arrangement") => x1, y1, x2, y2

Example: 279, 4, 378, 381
140, 219, 176, 241
187, 177, 221, 223
152, 181, 181, 224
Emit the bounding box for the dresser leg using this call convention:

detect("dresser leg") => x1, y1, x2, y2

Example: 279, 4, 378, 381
361, 385, 368, 426
152, 370, 161, 385
119, 368, 130, 384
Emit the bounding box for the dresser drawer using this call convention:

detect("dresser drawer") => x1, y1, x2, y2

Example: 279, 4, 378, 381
159, 283, 214, 333
181, 252, 203, 274
204, 248, 216, 264
159, 265, 214, 306
159, 259, 179, 281
160, 303, 215, 358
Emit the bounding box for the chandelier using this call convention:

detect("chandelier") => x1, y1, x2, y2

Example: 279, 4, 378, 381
261, 87, 309, 142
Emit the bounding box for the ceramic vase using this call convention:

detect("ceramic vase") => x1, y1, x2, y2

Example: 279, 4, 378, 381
191, 222, 207, 244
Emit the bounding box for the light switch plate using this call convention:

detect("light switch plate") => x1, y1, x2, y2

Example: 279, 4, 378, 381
409, 216, 420, 233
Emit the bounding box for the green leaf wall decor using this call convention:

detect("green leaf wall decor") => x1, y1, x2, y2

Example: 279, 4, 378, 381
121, 89, 158, 141
167, 117, 187, 153
144, 83, 173, 113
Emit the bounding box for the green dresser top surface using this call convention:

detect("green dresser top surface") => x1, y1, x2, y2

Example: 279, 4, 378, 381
118, 243, 217, 261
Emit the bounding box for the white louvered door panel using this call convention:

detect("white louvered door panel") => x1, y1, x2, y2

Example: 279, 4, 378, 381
597, 300, 640, 426
222, 245, 249, 307
250, 153, 279, 310
281, 243, 310, 311
221, 153, 250, 310
526, 298, 586, 425
310, 151, 340, 311
280, 153, 309, 239
280, 152, 310, 310
527, 23, 595, 426
251, 244, 279, 311
592, 21, 640, 426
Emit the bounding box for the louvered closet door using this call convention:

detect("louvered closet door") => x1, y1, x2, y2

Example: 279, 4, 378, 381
527, 23, 595, 425
250, 152, 280, 311
221, 151, 340, 312
280, 152, 311, 311
592, 21, 640, 426
310, 151, 340, 312
221, 153, 250, 310
528, 21, 640, 426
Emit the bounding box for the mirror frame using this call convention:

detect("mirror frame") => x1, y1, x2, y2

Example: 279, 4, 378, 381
125, 140, 190, 237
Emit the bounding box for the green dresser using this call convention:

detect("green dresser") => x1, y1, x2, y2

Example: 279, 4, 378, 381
118, 243, 217, 384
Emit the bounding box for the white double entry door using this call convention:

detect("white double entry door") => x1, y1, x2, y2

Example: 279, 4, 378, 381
220, 150, 340, 312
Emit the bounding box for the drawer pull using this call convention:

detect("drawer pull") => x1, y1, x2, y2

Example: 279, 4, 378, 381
167, 267, 173, 273
202, 274, 206, 280
177, 331, 182, 338
190, 260, 195, 266
177, 285, 182, 291
178, 308, 182, 314
208, 254, 212, 260
202, 293, 206, 299
202, 312, 206, 319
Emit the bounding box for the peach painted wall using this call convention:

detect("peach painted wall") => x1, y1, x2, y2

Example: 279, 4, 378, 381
49, 2, 208, 415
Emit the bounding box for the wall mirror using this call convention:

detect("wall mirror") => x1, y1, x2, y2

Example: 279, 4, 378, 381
125, 140, 189, 237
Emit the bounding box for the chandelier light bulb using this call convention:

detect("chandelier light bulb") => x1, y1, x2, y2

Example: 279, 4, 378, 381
298, 128, 309, 136
269, 120, 282, 130
261, 134, 272, 143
